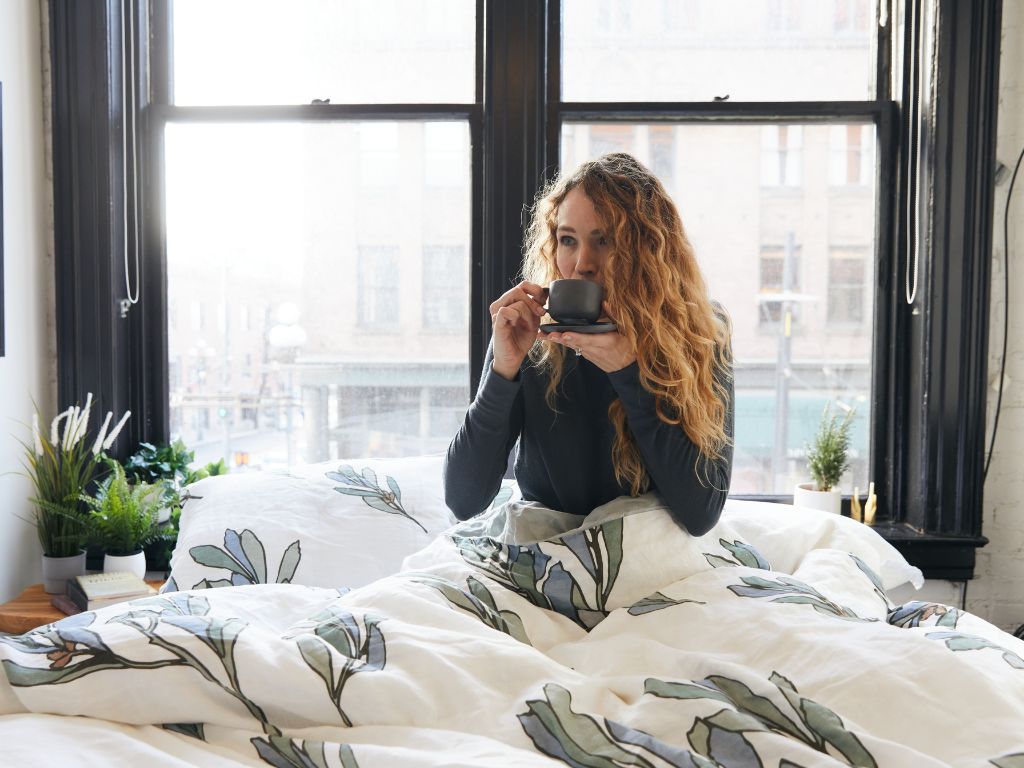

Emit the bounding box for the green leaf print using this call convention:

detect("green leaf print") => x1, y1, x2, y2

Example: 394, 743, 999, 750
887, 601, 962, 629
518, 683, 657, 768
627, 592, 706, 616
251, 735, 360, 768
454, 518, 626, 630
926, 631, 1024, 669
293, 605, 388, 727
190, 544, 253, 577
276, 540, 302, 584
406, 573, 531, 644
162, 722, 206, 741
728, 575, 864, 620
646, 672, 878, 768
687, 710, 766, 768
190, 529, 302, 589
327, 464, 427, 533
2, 593, 279, 736
703, 539, 770, 570
849, 555, 892, 610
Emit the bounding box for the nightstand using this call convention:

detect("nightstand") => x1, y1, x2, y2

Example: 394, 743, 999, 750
0, 580, 165, 635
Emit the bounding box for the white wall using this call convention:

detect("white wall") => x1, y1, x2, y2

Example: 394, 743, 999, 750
969, 0, 1024, 633
0, 0, 57, 603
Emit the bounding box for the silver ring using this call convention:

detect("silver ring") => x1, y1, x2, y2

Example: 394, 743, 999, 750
575, 346, 582, 357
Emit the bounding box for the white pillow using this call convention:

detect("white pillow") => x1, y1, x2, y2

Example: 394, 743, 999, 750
719, 498, 924, 591
162, 455, 519, 593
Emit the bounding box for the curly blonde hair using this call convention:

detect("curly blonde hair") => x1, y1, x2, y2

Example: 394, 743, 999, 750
522, 153, 733, 495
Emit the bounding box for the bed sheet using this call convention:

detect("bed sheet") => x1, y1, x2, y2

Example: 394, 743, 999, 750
1, 496, 1021, 768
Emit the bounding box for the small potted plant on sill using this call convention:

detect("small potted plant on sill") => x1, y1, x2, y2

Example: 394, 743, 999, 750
794, 404, 855, 515
83, 462, 164, 579
123, 439, 228, 573
19, 394, 132, 593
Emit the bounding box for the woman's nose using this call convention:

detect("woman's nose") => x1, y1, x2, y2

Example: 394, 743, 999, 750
574, 245, 599, 279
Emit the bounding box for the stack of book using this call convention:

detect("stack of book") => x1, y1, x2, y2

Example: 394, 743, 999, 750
52, 572, 159, 615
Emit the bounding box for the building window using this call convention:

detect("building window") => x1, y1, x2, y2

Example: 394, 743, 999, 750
834, 0, 873, 34
423, 246, 467, 331
828, 248, 867, 325
761, 125, 802, 187
758, 243, 802, 325
358, 246, 400, 329
829, 124, 875, 186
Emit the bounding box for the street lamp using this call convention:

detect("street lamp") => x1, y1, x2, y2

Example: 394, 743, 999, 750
268, 302, 307, 466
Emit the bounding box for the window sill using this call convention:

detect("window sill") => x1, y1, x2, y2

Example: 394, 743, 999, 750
869, 523, 987, 581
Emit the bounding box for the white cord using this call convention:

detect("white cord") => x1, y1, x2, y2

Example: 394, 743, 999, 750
122, 0, 140, 308
906, 5, 924, 307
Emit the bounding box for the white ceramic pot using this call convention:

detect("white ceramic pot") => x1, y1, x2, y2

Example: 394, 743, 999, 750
103, 550, 147, 579
793, 482, 842, 515
41, 550, 87, 594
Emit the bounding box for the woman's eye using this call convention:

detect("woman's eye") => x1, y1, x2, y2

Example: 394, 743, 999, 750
597, 236, 608, 247
559, 236, 576, 246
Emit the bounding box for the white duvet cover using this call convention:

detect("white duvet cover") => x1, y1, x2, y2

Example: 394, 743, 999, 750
1, 497, 1022, 768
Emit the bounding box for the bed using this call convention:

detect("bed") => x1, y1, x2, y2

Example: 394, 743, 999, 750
1, 455, 1022, 767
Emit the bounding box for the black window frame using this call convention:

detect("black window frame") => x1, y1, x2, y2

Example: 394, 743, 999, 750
49, 0, 1002, 579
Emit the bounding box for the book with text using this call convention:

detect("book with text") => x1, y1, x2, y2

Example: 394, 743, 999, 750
66, 571, 158, 611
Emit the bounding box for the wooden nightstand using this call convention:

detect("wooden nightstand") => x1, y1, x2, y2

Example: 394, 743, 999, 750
0, 580, 165, 635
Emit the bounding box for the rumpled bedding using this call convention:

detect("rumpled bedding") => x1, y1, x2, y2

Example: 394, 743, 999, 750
1, 496, 1022, 767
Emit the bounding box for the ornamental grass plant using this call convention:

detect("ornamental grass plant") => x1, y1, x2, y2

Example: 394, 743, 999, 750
21, 394, 131, 557
805, 404, 855, 493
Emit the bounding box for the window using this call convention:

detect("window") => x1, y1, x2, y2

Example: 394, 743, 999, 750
758, 243, 802, 326
422, 246, 467, 331
357, 246, 400, 329
51, 0, 1003, 576
761, 126, 803, 187
828, 249, 867, 325
159, 2, 475, 469
829, 125, 875, 186
834, 0, 873, 34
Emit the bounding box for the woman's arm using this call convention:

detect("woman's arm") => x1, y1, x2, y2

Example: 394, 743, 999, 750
607, 358, 735, 536
443, 342, 526, 520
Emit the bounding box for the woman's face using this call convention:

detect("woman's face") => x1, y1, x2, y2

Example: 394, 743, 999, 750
555, 186, 612, 284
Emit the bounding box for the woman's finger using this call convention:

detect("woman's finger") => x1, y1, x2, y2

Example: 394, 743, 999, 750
490, 283, 548, 317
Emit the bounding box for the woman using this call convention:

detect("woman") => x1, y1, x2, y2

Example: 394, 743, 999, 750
444, 153, 734, 536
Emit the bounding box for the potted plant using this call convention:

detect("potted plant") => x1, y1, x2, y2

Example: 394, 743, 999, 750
20, 394, 132, 592
82, 463, 164, 578
793, 404, 855, 515
123, 439, 227, 572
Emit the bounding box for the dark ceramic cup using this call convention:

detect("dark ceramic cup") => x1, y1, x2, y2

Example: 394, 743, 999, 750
546, 279, 603, 325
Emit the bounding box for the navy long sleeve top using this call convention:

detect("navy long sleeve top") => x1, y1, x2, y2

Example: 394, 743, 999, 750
443, 340, 734, 536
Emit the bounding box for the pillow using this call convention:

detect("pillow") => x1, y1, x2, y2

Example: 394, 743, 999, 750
162, 455, 520, 593
715, 498, 923, 591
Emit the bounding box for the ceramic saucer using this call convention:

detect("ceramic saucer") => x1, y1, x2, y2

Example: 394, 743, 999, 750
539, 322, 618, 334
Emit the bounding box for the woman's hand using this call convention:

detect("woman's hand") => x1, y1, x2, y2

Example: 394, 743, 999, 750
544, 301, 636, 373
490, 281, 548, 380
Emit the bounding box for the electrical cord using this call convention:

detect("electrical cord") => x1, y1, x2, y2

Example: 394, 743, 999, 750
983, 144, 1024, 484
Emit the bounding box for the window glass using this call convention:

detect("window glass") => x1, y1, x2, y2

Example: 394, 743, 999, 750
165, 121, 471, 469
171, 0, 476, 105
561, 122, 876, 495
562, 0, 878, 102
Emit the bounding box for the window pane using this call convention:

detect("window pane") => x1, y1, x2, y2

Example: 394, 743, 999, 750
166, 121, 472, 470
562, 0, 878, 102
562, 123, 876, 495
171, 0, 476, 106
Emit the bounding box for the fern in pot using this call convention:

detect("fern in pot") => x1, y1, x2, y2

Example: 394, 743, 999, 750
83, 463, 165, 578
794, 404, 855, 515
